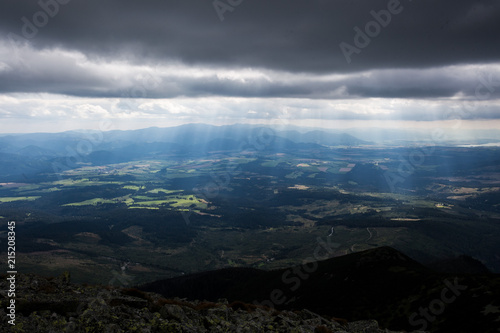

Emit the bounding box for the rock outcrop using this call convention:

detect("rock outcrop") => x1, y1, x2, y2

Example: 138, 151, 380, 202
0, 273, 428, 333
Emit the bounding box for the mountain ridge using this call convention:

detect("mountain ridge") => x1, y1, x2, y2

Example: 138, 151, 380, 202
0, 123, 367, 181
0, 271, 428, 333
139, 246, 500, 333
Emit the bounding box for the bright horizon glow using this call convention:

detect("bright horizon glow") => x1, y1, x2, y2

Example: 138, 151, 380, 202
1, 118, 500, 137
1, 90, 499, 134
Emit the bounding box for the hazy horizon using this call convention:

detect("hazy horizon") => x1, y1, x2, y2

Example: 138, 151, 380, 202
2, 122, 500, 146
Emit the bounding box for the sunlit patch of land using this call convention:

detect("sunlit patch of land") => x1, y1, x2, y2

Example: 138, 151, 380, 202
0, 196, 40, 203
128, 206, 160, 210
63, 198, 118, 206
288, 185, 309, 190
147, 188, 183, 194
123, 185, 142, 191
0, 182, 30, 188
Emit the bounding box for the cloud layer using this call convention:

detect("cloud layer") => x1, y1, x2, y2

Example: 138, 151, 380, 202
2, 0, 500, 72
0, 0, 499, 131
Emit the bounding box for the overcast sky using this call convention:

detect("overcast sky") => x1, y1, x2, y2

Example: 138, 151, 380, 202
0, 0, 499, 133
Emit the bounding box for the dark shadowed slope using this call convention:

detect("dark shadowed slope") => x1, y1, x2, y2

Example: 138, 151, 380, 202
139, 247, 500, 333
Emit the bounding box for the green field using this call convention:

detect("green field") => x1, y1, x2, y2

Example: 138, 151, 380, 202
0, 196, 41, 203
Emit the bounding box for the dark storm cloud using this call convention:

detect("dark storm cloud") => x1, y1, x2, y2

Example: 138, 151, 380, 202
2, 44, 499, 101
1, 0, 500, 127
1, 0, 499, 73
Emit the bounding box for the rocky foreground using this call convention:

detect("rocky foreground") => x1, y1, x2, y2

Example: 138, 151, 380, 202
0, 273, 428, 333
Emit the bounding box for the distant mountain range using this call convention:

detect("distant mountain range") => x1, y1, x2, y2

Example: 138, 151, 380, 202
0, 124, 369, 181
2, 123, 499, 181
139, 246, 500, 333
0, 124, 369, 156
98, 124, 371, 148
